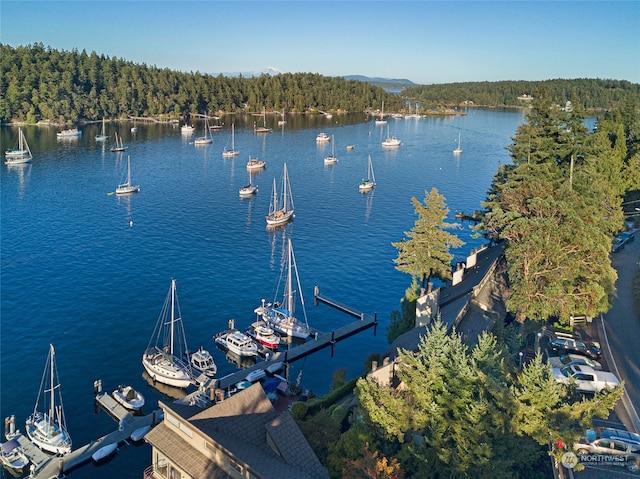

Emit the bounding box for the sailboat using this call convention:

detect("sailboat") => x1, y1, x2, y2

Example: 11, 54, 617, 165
247, 155, 266, 171
381, 123, 401, 148
4, 128, 33, 164
116, 156, 140, 195
359, 155, 376, 192
239, 170, 258, 197
25, 344, 72, 455
222, 123, 239, 157
277, 108, 286, 126
142, 279, 194, 389
254, 107, 272, 133
95, 118, 109, 141
453, 132, 463, 155
194, 114, 213, 145
324, 135, 338, 164
375, 100, 387, 125
110, 132, 127, 152
265, 163, 294, 227
254, 238, 311, 339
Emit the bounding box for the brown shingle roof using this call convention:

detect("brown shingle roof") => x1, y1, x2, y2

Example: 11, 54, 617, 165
151, 383, 328, 479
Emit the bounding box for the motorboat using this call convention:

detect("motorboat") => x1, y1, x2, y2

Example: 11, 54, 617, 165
181, 124, 194, 134
0, 439, 29, 476
246, 321, 281, 349
188, 346, 217, 378
57, 127, 81, 138
112, 385, 145, 411
214, 320, 259, 357
315, 132, 330, 143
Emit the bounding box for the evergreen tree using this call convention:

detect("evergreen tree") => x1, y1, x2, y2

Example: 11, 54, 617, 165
392, 188, 464, 288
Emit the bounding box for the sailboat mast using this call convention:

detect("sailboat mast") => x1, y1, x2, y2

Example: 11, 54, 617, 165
282, 164, 288, 212
231, 123, 235, 149
49, 345, 55, 428
286, 239, 293, 316
170, 279, 175, 357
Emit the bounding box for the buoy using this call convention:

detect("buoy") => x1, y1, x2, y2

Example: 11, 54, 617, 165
129, 220, 133, 227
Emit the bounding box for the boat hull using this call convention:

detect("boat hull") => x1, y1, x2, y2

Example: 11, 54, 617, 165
214, 330, 259, 357
116, 185, 140, 195
25, 412, 72, 455
266, 209, 294, 227
142, 351, 193, 389
4, 156, 32, 165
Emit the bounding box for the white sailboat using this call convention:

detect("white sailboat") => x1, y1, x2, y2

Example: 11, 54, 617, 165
254, 238, 311, 339
247, 155, 266, 171
142, 279, 194, 389
381, 123, 401, 148
324, 135, 338, 164
254, 107, 272, 133
277, 108, 286, 126
453, 132, 463, 155
222, 123, 239, 157
265, 163, 294, 227
116, 155, 140, 195
95, 118, 109, 141
359, 155, 376, 192
5, 128, 33, 164
375, 100, 387, 125
239, 170, 258, 197
25, 344, 72, 455
194, 114, 213, 145
110, 132, 127, 152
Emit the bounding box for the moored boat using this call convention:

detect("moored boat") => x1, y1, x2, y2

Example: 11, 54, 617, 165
0, 439, 29, 476
5, 128, 32, 165
142, 279, 194, 389
214, 320, 259, 357
130, 425, 151, 442
57, 127, 81, 138
246, 321, 281, 349
246, 155, 266, 171
112, 385, 145, 411
266, 163, 294, 227
25, 344, 72, 455
315, 132, 330, 143
188, 346, 217, 378
91, 442, 117, 462
115, 155, 140, 195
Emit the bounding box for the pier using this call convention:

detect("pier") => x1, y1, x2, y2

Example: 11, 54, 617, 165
216, 288, 377, 391
8, 383, 161, 479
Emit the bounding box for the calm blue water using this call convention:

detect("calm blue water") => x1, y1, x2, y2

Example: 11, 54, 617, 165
0, 108, 525, 478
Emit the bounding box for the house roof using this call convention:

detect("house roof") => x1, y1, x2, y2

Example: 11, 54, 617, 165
148, 383, 328, 479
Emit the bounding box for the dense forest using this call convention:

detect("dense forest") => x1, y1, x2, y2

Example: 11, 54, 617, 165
1, 43, 639, 124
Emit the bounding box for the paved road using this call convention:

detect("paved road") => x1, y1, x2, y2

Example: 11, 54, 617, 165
600, 234, 640, 432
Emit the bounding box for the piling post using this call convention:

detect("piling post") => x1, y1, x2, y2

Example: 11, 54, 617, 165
57, 458, 64, 477
330, 331, 336, 357
373, 312, 378, 335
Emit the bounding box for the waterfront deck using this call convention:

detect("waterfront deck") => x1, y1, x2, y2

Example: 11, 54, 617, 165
216, 289, 377, 391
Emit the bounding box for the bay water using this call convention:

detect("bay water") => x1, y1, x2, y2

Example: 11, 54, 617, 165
1, 108, 525, 478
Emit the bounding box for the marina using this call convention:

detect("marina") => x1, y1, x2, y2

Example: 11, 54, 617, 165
1, 109, 527, 478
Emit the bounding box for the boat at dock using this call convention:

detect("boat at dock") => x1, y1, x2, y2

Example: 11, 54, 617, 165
91, 442, 117, 462
0, 439, 29, 476
214, 320, 259, 357
255, 238, 311, 339
112, 385, 145, 411
142, 279, 194, 389
25, 344, 72, 455
187, 346, 218, 379
246, 321, 281, 349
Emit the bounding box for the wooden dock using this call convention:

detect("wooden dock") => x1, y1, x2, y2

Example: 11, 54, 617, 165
13, 386, 161, 479
216, 288, 377, 391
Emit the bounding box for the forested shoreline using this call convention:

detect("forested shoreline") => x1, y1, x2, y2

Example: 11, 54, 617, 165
1, 43, 639, 124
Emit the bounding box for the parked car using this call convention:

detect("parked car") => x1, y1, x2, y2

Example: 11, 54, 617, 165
618, 230, 635, 244
549, 337, 601, 359
550, 329, 599, 347
574, 427, 640, 472
612, 237, 625, 252
548, 353, 602, 370
553, 364, 620, 394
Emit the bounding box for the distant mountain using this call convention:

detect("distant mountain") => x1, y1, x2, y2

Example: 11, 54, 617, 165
214, 66, 284, 78
343, 75, 417, 91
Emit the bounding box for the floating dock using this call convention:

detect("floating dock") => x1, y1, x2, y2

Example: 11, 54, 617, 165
8, 384, 161, 479
216, 287, 377, 391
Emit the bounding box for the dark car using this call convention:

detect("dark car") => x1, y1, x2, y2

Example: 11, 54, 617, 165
549, 337, 601, 359
618, 231, 635, 244
612, 237, 625, 253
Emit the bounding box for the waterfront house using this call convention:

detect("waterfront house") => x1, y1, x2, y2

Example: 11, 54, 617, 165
144, 383, 328, 479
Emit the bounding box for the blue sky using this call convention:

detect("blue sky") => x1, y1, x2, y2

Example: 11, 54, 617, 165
1, 1, 638, 85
